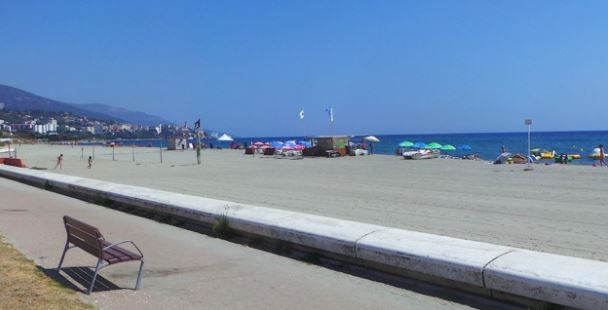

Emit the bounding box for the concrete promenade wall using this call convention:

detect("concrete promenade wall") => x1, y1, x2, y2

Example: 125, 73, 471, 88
1, 165, 606, 310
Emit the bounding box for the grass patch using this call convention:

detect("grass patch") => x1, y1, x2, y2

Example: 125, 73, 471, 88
43, 181, 52, 190
212, 212, 231, 239
0, 234, 95, 310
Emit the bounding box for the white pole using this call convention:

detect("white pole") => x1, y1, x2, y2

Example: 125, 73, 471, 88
525, 119, 533, 171
528, 125, 531, 168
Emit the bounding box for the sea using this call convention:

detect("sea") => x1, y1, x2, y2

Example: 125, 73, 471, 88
85, 131, 608, 165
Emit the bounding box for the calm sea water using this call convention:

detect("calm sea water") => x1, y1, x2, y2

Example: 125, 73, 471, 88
91, 131, 608, 165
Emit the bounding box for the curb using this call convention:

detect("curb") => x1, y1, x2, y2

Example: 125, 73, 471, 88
1, 165, 607, 309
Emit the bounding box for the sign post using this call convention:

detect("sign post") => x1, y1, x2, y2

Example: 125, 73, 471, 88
525, 119, 533, 171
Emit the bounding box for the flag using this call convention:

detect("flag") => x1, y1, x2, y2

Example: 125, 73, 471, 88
299, 110, 305, 120
325, 107, 334, 123
194, 119, 201, 129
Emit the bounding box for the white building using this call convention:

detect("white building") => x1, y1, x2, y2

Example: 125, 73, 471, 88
82, 126, 96, 134
33, 119, 58, 135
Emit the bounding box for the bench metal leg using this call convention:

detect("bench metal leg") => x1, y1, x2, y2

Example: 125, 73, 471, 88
88, 259, 103, 294
135, 260, 144, 290
57, 241, 70, 271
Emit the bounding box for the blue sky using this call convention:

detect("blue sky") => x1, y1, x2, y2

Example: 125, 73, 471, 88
1, 1, 607, 136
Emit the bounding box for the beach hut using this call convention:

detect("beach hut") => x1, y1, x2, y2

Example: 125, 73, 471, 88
308, 135, 350, 157
167, 137, 188, 150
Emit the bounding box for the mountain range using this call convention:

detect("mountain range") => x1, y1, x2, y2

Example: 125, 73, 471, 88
0, 84, 169, 126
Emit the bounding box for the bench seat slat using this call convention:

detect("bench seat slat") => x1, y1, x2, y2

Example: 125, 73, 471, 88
101, 240, 142, 264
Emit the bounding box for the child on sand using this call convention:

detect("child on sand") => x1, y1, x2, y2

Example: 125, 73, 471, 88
87, 156, 93, 169
54, 154, 63, 170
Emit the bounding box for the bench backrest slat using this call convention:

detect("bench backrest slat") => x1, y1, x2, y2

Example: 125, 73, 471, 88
63, 216, 104, 258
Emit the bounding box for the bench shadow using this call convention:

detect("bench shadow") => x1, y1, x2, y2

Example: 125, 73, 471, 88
39, 266, 121, 293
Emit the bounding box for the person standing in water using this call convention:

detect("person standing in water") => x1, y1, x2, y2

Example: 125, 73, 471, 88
87, 156, 93, 169
599, 144, 606, 167
54, 154, 63, 170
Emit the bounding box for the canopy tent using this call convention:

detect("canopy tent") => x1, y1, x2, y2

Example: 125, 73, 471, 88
217, 134, 234, 142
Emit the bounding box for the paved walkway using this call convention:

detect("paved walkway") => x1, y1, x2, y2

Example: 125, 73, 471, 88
0, 177, 484, 310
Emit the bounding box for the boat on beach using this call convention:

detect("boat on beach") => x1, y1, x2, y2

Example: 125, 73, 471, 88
402, 149, 440, 160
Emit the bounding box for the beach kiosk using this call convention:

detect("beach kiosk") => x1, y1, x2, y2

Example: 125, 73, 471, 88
167, 137, 188, 151
307, 135, 350, 157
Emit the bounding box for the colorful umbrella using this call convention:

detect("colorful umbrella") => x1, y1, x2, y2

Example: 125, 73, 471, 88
399, 141, 414, 147
426, 142, 442, 149
441, 144, 456, 151
413, 142, 427, 148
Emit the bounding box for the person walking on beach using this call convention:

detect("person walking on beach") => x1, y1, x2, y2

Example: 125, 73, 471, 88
54, 154, 63, 170
599, 144, 606, 167
87, 156, 93, 169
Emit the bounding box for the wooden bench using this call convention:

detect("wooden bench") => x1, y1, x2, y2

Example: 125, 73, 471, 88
57, 216, 144, 294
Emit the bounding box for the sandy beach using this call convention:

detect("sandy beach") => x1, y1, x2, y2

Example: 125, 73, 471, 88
10, 144, 608, 261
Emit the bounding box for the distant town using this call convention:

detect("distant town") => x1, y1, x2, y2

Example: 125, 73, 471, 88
0, 109, 192, 141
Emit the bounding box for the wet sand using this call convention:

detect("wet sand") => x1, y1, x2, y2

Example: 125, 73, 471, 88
11, 144, 608, 261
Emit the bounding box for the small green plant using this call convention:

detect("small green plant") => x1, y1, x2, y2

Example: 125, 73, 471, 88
542, 303, 565, 310
212, 212, 231, 239
102, 198, 113, 207
93, 194, 104, 205
304, 252, 321, 264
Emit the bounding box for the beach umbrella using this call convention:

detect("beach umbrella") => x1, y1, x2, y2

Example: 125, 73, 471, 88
294, 145, 305, 150
364, 136, 381, 143
298, 141, 312, 147
271, 141, 284, 148
284, 140, 297, 147
413, 142, 427, 148
399, 141, 414, 147
441, 144, 456, 151
426, 142, 442, 149
253, 141, 264, 146
458, 144, 472, 151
